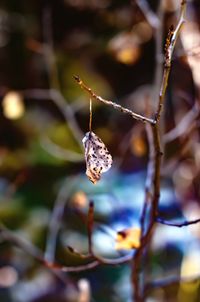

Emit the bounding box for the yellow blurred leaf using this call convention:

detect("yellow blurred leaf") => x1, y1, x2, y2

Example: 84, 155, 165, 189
108, 32, 141, 65
71, 191, 88, 209
115, 227, 141, 250
116, 47, 140, 65
131, 135, 146, 157
2, 91, 25, 120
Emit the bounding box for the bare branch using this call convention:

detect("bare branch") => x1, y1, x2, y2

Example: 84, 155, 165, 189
0, 223, 132, 276
131, 2, 187, 300
0, 224, 67, 284
41, 5, 84, 147
156, 217, 200, 227
140, 123, 154, 237
74, 76, 155, 125
87, 201, 94, 255
131, 123, 162, 302
134, 0, 160, 29
61, 260, 100, 272
155, 0, 187, 122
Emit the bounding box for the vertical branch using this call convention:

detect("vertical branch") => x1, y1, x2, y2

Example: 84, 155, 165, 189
87, 201, 94, 255
140, 123, 154, 237
131, 123, 162, 302
153, 0, 164, 102
153, 0, 165, 137
131, 1, 187, 301
155, 0, 186, 122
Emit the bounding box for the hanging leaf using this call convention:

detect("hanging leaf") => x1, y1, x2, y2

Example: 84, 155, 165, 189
82, 131, 112, 184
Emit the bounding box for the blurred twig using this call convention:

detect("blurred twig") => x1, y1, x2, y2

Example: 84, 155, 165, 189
134, 0, 160, 29
42, 5, 84, 147
163, 103, 199, 143
45, 177, 78, 264
22, 88, 84, 153
0, 219, 132, 272
0, 224, 68, 285
131, 122, 162, 302
0, 224, 44, 261
40, 136, 84, 162
145, 274, 200, 294
156, 217, 200, 227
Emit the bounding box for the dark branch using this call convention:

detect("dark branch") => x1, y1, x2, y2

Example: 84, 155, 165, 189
156, 217, 200, 228
74, 75, 155, 125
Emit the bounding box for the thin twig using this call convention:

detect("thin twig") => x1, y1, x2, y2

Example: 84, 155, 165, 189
155, 0, 186, 122
0, 221, 133, 273
70, 202, 134, 266
74, 76, 155, 125
40, 136, 84, 162
131, 123, 162, 302
61, 260, 100, 272
42, 5, 83, 146
0, 224, 68, 285
50, 89, 84, 146
45, 177, 78, 263
145, 273, 200, 294
156, 217, 200, 227
0, 224, 44, 262
163, 104, 199, 143
22, 88, 84, 149
134, 0, 160, 29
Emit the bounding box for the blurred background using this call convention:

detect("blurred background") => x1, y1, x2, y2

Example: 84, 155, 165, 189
0, 0, 200, 301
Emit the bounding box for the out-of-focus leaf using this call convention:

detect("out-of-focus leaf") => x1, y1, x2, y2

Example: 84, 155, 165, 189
115, 227, 141, 250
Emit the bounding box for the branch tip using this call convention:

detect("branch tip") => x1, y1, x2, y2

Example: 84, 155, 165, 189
73, 75, 81, 83
89, 201, 94, 208
67, 246, 74, 253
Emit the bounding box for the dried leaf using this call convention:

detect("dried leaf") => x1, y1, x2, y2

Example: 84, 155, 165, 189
82, 131, 112, 184
115, 227, 141, 250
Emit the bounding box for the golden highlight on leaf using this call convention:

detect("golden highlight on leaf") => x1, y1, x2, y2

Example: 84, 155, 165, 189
131, 135, 147, 157
116, 47, 140, 65
115, 227, 141, 250
71, 191, 88, 208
